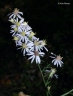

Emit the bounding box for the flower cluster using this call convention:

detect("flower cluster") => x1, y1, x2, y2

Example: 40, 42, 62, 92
8, 8, 48, 64
8, 9, 64, 95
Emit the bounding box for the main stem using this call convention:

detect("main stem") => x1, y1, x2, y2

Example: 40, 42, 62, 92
37, 64, 46, 87
37, 64, 52, 96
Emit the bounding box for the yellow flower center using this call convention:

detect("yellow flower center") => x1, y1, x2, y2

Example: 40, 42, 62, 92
56, 55, 63, 60
41, 40, 47, 46
13, 8, 19, 15
13, 37, 19, 41
9, 19, 14, 23
15, 22, 20, 27
22, 44, 27, 49
23, 22, 28, 25
29, 32, 36, 37
14, 27, 18, 32
34, 41, 39, 46
21, 31, 26, 36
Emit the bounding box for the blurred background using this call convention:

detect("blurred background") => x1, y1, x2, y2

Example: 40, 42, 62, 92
0, 0, 72, 96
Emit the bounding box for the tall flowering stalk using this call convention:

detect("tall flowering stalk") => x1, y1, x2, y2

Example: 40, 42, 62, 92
8, 8, 65, 96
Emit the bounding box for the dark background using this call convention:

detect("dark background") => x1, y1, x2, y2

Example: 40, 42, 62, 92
0, 0, 72, 96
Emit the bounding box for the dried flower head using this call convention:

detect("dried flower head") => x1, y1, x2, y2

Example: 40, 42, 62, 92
49, 68, 56, 78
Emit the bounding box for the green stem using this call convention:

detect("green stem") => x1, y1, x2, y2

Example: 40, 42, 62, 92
37, 64, 52, 96
42, 64, 51, 72
61, 89, 73, 96
47, 91, 52, 96
46, 76, 50, 86
37, 64, 46, 87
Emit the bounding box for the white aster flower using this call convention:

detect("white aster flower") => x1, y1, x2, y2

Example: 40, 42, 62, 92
10, 26, 18, 36
22, 22, 32, 32
8, 8, 23, 19
30, 36, 38, 41
8, 18, 15, 23
33, 38, 42, 51
27, 31, 37, 41
33, 39, 48, 52
28, 31, 36, 38
13, 35, 21, 46
11, 18, 24, 32
16, 31, 30, 43
39, 40, 48, 52
50, 52, 63, 67
17, 41, 34, 56
27, 51, 45, 64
